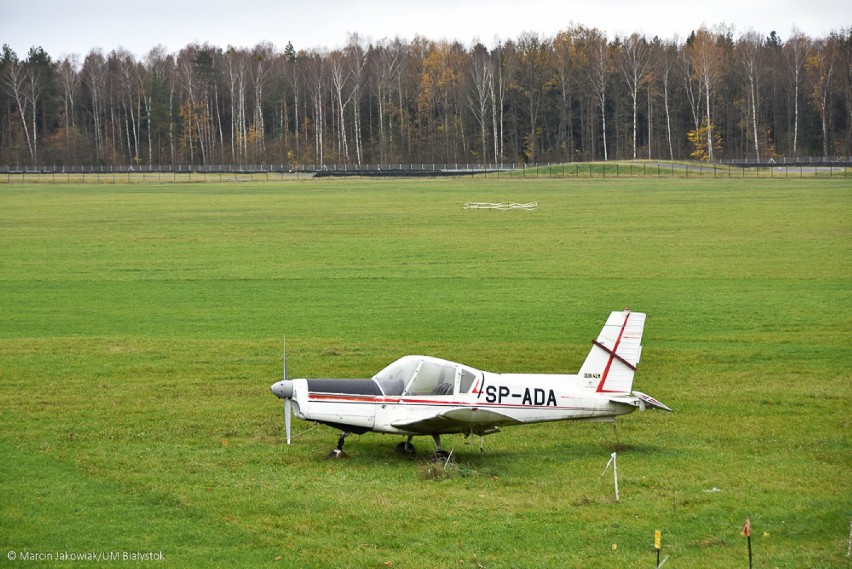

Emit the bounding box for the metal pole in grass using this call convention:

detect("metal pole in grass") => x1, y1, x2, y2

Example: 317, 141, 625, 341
743, 518, 752, 569
846, 519, 851, 558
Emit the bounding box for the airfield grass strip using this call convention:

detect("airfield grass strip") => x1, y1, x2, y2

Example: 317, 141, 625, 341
0, 178, 849, 567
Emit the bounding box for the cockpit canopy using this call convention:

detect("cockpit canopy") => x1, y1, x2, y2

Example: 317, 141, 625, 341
372, 355, 480, 397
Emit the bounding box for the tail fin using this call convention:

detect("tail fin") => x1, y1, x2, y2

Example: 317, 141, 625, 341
578, 309, 645, 394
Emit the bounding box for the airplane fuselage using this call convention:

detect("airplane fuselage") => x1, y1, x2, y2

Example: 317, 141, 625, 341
280, 370, 640, 437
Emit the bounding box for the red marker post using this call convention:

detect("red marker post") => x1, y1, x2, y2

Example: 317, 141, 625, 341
743, 518, 752, 569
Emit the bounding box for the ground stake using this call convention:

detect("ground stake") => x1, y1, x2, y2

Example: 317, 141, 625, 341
654, 529, 661, 567
600, 452, 619, 502
743, 517, 752, 569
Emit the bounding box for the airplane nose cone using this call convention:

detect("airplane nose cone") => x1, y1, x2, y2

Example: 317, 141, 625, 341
271, 380, 294, 399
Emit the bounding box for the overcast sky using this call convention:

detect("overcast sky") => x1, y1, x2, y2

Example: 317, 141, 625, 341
3, 0, 849, 60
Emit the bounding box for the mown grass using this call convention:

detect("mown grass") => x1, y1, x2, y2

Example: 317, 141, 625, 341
0, 177, 850, 567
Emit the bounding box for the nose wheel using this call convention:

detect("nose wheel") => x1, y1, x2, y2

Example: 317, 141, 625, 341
326, 431, 351, 459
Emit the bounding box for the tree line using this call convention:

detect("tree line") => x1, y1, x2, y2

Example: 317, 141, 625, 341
1, 24, 850, 167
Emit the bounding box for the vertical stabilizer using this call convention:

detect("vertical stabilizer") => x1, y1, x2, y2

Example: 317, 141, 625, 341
578, 310, 645, 394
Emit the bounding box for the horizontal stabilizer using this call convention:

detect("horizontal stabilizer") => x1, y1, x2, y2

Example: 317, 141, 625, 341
608, 391, 672, 412
633, 391, 672, 412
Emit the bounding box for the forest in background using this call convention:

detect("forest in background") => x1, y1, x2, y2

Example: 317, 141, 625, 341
1, 24, 850, 167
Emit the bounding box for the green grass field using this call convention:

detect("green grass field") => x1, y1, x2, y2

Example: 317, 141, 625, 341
1, 177, 850, 567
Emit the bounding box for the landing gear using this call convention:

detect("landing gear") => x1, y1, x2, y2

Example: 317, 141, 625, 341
395, 434, 450, 461
326, 431, 351, 459
395, 436, 417, 456
429, 434, 451, 462
464, 432, 486, 453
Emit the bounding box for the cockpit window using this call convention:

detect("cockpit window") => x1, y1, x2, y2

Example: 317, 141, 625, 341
404, 361, 456, 396
459, 369, 477, 393
372, 357, 419, 396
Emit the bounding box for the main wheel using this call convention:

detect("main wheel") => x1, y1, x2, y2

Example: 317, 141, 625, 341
429, 450, 451, 463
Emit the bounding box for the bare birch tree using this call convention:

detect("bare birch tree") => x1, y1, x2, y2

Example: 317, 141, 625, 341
737, 31, 763, 160
617, 32, 650, 159
304, 51, 326, 165
56, 55, 80, 161
585, 28, 610, 161
467, 42, 492, 162
491, 42, 507, 162
3, 57, 36, 163
784, 28, 810, 155
81, 50, 108, 162
687, 27, 723, 160
371, 38, 403, 163
329, 48, 352, 161
806, 39, 835, 156
345, 34, 368, 165
251, 42, 274, 160
655, 38, 678, 160
553, 29, 579, 160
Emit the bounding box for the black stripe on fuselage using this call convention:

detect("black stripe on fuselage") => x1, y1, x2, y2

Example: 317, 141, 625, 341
306, 378, 383, 396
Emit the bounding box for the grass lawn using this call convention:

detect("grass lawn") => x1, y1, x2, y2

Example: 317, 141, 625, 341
1, 177, 850, 567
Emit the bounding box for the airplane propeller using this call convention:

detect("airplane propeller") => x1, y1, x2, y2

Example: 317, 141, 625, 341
270, 337, 294, 445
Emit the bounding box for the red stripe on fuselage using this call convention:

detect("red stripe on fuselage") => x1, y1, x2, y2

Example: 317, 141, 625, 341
308, 393, 400, 403
306, 393, 601, 412
308, 393, 471, 406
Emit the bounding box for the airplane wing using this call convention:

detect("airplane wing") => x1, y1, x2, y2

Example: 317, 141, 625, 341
391, 407, 522, 435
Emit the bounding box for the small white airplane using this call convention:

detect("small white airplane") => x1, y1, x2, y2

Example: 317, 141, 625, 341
271, 309, 671, 458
